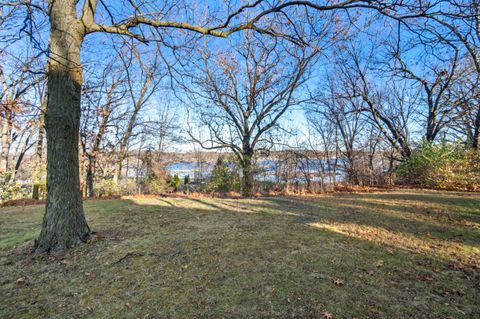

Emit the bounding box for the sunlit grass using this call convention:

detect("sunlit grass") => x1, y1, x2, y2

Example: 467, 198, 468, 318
307, 221, 479, 264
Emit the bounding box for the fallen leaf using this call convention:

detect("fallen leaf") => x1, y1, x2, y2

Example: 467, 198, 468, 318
452, 263, 465, 270
386, 248, 395, 255
90, 232, 106, 241
455, 289, 466, 296
332, 278, 344, 286
323, 311, 334, 319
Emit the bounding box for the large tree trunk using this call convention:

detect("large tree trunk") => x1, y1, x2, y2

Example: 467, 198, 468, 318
35, 0, 90, 255
473, 130, 480, 150
344, 149, 359, 185
113, 132, 130, 185
240, 151, 254, 196
112, 156, 123, 185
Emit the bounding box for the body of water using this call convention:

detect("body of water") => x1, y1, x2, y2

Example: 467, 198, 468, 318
166, 158, 344, 182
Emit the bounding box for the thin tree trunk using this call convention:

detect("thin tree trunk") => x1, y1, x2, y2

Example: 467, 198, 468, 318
32, 90, 47, 199
11, 134, 32, 182
35, 0, 90, 255
472, 109, 480, 149
86, 155, 95, 198
1, 109, 12, 174
113, 111, 137, 184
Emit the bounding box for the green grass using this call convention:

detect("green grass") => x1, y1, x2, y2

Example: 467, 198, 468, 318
1, 190, 479, 318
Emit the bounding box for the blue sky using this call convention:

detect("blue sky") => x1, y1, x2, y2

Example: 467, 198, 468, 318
1, 0, 466, 153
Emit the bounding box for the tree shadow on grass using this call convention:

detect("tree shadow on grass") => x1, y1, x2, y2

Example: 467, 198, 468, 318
209, 195, 480, 265
346, 191, 480, 211
1, 193, 478, 266
157, 198, 177, 207
254, 195, 480, 240
118, 196, 480, 265
1, 197, 479, 319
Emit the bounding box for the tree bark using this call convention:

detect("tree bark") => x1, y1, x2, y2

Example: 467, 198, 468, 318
35, 0, 90, 255
113, 154, 123, 185
240, 151, 254, 196
0, 108, 12, 175
86, 155, 95, 198
11, 134, 32, 182
113, 108, 138, 184
472, 109, 480, 149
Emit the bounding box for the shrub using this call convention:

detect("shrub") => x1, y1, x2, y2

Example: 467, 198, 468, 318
397, 141, 480, 190
145, 177, 170, 195
94, 179, 121, 197
0, 182, 23, 202
169, 174, 181, 192
0, 171, 24, 202
119, 179, 138, 195
204, 156, 241, 193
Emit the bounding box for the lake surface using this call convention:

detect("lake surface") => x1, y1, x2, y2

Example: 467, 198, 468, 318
166, 159, 344, 182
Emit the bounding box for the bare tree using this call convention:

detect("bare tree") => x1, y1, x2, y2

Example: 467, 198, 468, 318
306, 114, 340, 189
389, 44, 464, 142
0, 52, 43, 185
112, 42, 165, 184
445, 59, 480, 148
186, 32, 319, 195
458, 73, 480, 148
309, 74, 365, 184
80, 57, 126, 197
338, 45, 416, 160
386, 1, 480, 147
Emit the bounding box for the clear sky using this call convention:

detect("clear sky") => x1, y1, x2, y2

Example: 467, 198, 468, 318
1, 0, 465, 154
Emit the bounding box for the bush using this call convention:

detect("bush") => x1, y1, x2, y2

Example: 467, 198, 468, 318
145, 177, 170, 195
94, 179, 121, 197
169, 174, 181, 192
203, 156, 241, 193
119, 179, 138, 195
0, 172, 25, 202
397, 141, 480, 190
0, 182, 23, 202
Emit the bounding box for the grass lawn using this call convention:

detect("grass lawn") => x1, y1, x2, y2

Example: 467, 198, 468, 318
0, 190, 479, 318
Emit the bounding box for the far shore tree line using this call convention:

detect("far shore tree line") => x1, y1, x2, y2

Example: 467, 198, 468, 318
0, 0, 479, 254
